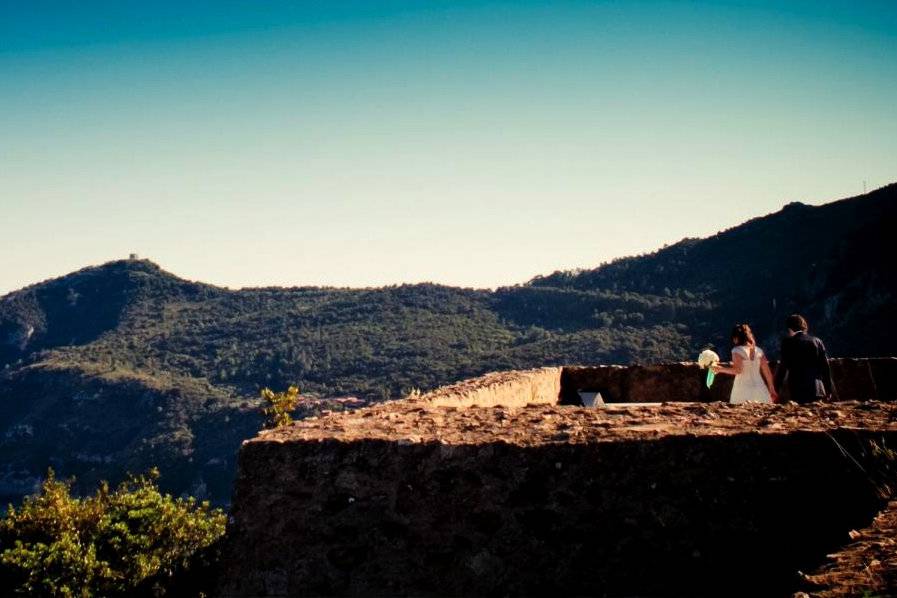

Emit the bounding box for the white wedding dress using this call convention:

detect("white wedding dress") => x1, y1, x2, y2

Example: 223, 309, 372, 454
729, 345, 772, 404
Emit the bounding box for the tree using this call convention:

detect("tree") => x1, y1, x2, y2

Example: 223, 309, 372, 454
0, 469, 226, 597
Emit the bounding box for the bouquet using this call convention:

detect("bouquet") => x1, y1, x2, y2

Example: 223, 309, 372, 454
697, 349, 720, 388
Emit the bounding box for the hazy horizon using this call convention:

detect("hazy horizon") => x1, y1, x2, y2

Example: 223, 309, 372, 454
3, 1, 896, 295
3, 183, 892, 295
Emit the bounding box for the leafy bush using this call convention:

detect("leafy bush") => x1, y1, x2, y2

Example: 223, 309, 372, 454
261, 385, 300, 429
0, 468, 226, 597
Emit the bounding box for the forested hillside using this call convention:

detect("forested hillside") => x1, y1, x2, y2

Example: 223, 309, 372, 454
530, 183, 896, 355
1, 183, 894, 505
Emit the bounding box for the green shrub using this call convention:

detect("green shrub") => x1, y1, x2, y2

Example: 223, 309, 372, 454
0, 468, 226, 597
261, 385, 300, 429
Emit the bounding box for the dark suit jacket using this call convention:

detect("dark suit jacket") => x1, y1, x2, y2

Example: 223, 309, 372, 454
774, 331, 835, 403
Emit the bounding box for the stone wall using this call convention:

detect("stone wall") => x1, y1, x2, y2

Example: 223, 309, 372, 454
220, 401, 897, 597
829, 358, 897, 402
560, 358, 897, 404
560, 363, 731, 404
407, 358, 897, 409
218, 357, 897, 596
415, 367, 562, 408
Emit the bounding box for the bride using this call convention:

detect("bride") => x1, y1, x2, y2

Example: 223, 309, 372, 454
712, 323, 779, 404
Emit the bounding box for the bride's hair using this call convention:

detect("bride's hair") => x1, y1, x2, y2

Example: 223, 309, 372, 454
731, 323, 756, 346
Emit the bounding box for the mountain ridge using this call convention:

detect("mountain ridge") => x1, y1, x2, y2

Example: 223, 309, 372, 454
1, 183, 895, 505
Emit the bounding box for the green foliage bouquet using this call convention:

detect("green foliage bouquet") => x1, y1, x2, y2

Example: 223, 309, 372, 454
697, 349, 720, 388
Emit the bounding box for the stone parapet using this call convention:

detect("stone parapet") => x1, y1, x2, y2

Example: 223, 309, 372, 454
561, 358, 897, 404
415, 367, 562, 409
220, 401, 897, 596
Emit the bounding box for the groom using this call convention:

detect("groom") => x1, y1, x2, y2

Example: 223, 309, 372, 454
774, 314, 835, 404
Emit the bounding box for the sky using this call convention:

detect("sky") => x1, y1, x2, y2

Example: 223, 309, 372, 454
2, 0, 896, 294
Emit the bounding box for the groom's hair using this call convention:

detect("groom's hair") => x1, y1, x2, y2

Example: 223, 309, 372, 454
786, 314, 809, 333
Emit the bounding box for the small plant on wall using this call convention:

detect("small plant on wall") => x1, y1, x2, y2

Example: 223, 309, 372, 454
261, 386, 300, 429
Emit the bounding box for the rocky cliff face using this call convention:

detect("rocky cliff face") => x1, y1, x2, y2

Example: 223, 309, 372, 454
220, 360, 897, 597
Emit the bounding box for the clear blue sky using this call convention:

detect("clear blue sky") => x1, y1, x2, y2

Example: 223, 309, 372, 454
2, 1, 895, 293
